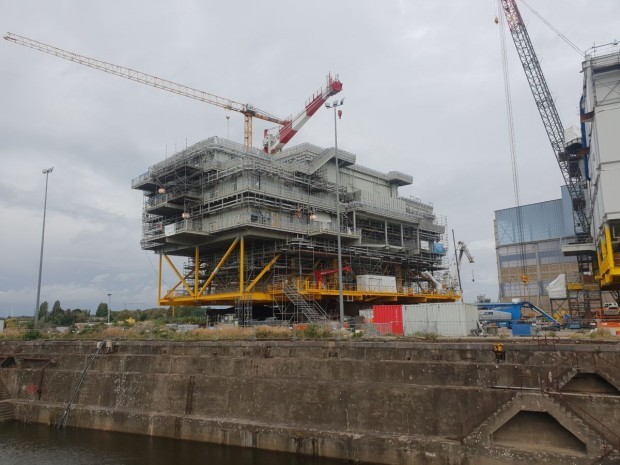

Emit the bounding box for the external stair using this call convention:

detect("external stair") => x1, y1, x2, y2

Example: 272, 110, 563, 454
0, 380, 14, 423
282, 282, 328, 324
548, 393, 620, 457
0, 400, 14, 422
464, 391, 613, 459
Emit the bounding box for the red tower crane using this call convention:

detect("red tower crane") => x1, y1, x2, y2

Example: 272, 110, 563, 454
263, 74, 343, 154
4, 32, 342, 153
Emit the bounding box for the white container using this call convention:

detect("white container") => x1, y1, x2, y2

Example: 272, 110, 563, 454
359, 309, 374, 321
402, 302, 479, 337
478, 310, 512, 321
546, 274, 567, 299
356, 275, 397, 292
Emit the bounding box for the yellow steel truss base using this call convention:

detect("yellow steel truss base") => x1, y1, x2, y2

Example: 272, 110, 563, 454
157, 237, 459, 307
597, 225, 620, 290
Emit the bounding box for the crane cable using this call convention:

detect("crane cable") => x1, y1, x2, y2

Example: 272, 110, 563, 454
496, 1, 529, 291
516, 0, 584, 57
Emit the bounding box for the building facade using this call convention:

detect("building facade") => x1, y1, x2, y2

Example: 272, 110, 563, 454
494, 186, 579, 311
582, 48, 620, 290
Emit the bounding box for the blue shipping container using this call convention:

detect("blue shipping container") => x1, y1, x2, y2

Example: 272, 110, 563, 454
512, 323, 532, 336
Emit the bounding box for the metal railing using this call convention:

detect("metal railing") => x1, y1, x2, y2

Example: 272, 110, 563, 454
281, 282, 328, 324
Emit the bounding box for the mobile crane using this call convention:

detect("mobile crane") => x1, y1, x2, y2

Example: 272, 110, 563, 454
498, 1, 590, 240
454, 240, 475, 293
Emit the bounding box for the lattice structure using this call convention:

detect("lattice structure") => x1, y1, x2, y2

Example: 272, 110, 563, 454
133, 137, 457, 320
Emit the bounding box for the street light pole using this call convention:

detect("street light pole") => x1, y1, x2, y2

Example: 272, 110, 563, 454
325, 98, 345, 330
107, 293, 112, 324
34, 167, 53, 327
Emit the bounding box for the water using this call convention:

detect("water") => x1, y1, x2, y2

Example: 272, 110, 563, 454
0, 422, 354, 465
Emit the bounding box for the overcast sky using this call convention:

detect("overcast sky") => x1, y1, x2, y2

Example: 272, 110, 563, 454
1, 1, 618, 316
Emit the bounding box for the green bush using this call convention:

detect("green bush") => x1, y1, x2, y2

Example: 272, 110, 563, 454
23, 329, 42, 341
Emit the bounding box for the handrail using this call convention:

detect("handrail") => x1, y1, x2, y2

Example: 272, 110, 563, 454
492, 374, 544, 392
56, 341, 105, 429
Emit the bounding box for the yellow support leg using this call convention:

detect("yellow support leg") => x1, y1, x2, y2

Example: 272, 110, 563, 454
163, 254, 194, 296
246, 254, 280, 292
199, 237, 240, 295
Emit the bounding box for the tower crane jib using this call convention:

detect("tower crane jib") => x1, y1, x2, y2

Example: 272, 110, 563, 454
4, 32, 340, 153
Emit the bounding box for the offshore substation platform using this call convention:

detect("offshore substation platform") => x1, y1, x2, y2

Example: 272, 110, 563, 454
132, 138, 457, 323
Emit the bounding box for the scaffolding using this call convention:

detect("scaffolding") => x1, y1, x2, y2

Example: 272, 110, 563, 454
133, 137, 457, 322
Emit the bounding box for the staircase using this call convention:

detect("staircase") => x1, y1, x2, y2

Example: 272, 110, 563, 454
0, 380, 14, 423
234, 297, 253, 326
548, 393, 620, 458
464, 392, 613, 459
557, 367, 580, 390
282, 282, 328, 324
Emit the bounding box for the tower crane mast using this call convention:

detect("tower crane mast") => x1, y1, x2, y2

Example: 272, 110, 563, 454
498, 1, 589, 239
4, 32, 342, 152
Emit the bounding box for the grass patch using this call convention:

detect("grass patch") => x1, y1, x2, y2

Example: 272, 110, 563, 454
413, 331, 438, 340
294, 324, 334, 339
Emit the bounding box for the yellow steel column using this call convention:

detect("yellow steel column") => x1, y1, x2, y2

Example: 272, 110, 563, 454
246, 253, 280, 292
163, 254, 194, 295
199, 237, 240, 294
194, 246, 199, 298
239, 236, 245, 294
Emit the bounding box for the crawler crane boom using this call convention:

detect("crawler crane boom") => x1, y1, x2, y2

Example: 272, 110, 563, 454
498, 1, 590, 238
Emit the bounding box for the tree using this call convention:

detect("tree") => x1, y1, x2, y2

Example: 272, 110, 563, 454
476, 294, 491, 303
96, 302, 108, 318
38, 301, 49, 321
52, 300, 62, 313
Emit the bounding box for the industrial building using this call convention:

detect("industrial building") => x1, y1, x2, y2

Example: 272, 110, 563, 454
580, 48, 620, 290
494, 186, 581, 312
132, 138, 456, 323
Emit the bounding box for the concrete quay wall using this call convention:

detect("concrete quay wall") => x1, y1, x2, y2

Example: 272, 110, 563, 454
0, 339, 618, 464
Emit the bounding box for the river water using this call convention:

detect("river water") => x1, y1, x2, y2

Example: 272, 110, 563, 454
0, 422, 355, 465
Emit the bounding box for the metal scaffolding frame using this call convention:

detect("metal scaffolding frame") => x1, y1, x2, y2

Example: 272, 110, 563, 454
134, 137, 457, 321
